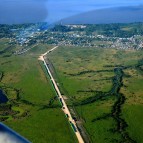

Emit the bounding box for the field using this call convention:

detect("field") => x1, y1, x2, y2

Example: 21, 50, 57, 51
0, 36, 143, 143
48, 46, 143, 143
0, 39, 78, 143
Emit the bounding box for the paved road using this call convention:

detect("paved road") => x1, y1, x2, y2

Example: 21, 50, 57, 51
39, 46, 85, 143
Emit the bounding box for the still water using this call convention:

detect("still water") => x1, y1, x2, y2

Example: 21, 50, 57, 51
0, 89, 8, 104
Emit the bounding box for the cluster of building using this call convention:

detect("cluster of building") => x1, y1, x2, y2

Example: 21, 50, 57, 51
39, 26, 143, 50
9, 24, 143, 53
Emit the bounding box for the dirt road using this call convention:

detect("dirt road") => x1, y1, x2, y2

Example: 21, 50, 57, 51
38, 46, 85, 143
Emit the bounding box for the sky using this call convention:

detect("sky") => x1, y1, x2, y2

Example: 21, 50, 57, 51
47, 0, 143, 23
0, 0, 143, 24
0, 0, 48, 24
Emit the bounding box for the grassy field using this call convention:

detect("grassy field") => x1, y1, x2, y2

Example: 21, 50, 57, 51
0, 37, 143, 143
48, 46, 143, 143
0, 40, 77, 143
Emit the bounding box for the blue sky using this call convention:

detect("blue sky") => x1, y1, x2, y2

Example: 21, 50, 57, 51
0, 0, 48, 24
0, 0, 143, 24
47, 0, 143, 23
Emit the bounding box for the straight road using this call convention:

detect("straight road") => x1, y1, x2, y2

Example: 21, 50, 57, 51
38, 46, 85, 143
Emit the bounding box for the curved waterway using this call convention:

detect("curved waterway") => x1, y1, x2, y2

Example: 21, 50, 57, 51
0, 89, 8, 104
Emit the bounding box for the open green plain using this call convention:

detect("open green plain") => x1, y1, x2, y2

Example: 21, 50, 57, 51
48, 46, 143, 143
0, 39, 77, 143
0, 36, 143, 143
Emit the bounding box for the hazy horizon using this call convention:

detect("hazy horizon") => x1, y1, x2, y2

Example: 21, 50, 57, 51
0, 0, 143, 24
60, 5, 143, 24
47, 0, 143, 23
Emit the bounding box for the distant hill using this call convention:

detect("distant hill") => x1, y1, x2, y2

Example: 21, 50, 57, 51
61, 6, 143, 24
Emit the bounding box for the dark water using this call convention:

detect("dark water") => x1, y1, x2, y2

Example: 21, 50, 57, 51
0, 123, 30, 143
0, 0, 48, 24
0, 89, 8, 104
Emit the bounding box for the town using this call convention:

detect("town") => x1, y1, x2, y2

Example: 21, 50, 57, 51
0, 23, 143, 55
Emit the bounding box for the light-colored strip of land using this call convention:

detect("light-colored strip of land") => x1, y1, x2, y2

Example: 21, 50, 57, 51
16, 44, 38, 55
38, 46, 85, 143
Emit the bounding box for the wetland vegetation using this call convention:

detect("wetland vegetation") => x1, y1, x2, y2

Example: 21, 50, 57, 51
0, 22, 143, 143
48, 46, 143, 143
0, 39, 78, 143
